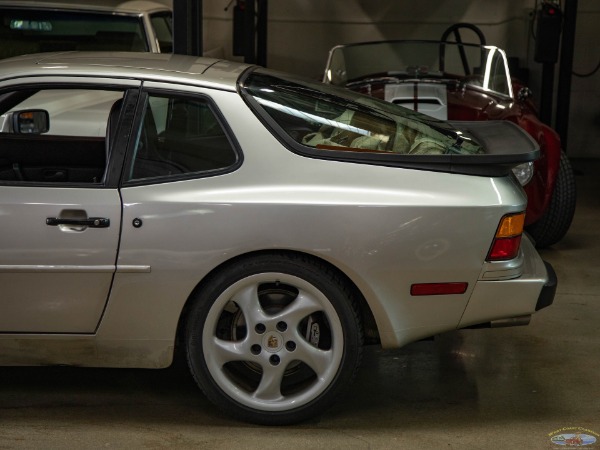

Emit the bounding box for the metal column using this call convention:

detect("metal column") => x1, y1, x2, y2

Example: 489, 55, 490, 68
173, 0, 203, 56
233, 0, 268, 66
555, 0, 579, 150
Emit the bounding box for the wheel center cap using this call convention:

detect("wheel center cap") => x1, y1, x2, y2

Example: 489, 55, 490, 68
262, 331, 284, 353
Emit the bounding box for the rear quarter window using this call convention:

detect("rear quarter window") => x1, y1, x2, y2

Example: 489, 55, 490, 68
242, 71, 483, 157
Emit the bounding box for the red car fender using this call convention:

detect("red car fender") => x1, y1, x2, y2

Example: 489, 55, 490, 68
513, 115, 562, 225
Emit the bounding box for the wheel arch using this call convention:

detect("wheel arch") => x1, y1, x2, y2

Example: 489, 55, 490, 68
173, 249, 380, 354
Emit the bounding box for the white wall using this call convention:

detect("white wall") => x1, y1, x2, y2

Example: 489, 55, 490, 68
199, 0, 600, 157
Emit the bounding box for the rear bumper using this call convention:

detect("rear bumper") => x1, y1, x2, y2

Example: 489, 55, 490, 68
536, 261, 557, 311
458, 236, 556, 328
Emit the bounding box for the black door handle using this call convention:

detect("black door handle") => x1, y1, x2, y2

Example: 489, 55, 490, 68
46, 217, 110, 228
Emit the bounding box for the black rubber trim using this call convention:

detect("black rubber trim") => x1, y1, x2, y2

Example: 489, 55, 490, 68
535, 261, 557, 311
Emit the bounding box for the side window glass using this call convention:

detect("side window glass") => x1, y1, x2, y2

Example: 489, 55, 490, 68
149, 13, 173, 53
0, 88, 124, 184
129, 94, 237, 180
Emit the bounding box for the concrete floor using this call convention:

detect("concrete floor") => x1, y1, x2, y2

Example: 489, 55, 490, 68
1, 159, 599, 450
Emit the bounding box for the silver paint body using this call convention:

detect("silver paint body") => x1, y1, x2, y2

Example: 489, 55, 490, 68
0, 53, 550, 367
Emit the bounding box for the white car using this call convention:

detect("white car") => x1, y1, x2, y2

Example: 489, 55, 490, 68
0, 51, 556, 425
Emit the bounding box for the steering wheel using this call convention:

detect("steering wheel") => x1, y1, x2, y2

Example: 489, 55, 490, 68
439, 23, 487, 75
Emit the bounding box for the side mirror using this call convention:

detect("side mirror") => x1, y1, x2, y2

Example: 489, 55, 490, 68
12, 109, 49, 134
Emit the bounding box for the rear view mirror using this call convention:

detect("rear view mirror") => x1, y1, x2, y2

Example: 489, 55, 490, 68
12, 109, 49, 134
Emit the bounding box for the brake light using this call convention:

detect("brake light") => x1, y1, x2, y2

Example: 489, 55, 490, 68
487, 212, 525, 261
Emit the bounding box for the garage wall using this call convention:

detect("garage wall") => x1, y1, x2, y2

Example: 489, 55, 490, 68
199, 0, 600, 158
566, 2, 600, 158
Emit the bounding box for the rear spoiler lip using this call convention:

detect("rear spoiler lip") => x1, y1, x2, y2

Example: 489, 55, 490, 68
447, 120, 540, 165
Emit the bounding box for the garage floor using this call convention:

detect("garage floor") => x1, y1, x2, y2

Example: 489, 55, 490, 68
1, 159, 598, 449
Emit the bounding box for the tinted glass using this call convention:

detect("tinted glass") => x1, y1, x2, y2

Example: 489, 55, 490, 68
150, 12, 173, 53
129, 94, 237, 180
0, 8, 148, 59
245, 71, 483, 155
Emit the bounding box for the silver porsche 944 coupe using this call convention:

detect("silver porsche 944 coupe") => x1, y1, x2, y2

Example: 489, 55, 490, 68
0, 52, 556, 425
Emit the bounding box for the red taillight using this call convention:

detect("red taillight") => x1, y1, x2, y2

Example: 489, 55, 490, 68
487, 212, 525, 261
488, 235, 522, 260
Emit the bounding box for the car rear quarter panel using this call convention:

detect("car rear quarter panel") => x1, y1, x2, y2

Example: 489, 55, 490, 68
96, 88, 528, 363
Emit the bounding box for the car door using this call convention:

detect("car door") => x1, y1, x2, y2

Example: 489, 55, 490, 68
98, 86, 241, 339
0, 79, 140, 333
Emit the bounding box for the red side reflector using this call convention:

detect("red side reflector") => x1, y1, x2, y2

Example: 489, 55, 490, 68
488, 235, 522, 261
410, 282, 468, 296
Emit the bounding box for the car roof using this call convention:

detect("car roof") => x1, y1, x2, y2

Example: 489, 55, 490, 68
0, 52, 252, 91
0, 0, 171, 15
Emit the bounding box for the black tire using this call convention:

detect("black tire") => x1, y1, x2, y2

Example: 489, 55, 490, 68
185, 253, 363, 425
526, 150, 577, 248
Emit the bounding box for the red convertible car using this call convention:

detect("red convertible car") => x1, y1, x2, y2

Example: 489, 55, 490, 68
324, 27, 576, 247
